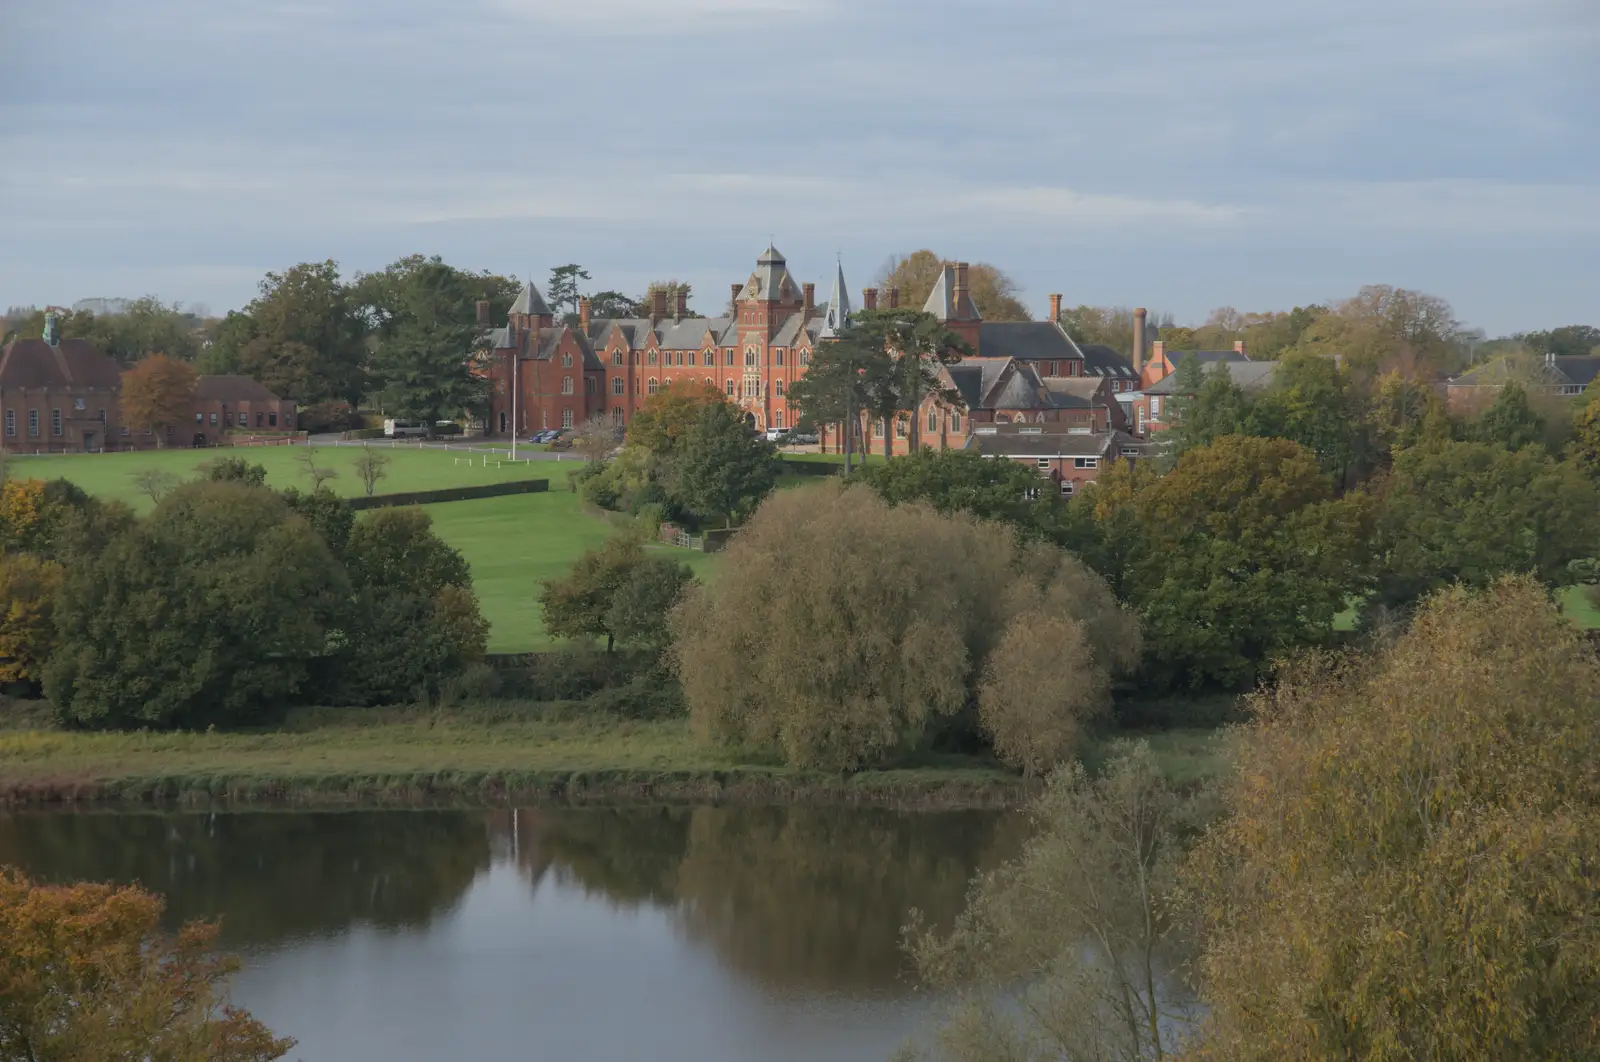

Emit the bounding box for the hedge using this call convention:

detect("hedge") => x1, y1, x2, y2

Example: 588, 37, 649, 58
776, 456, 845, 477
345, 478, 549, 510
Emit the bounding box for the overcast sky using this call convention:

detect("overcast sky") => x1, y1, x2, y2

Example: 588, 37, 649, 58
2, 0, 1595, 335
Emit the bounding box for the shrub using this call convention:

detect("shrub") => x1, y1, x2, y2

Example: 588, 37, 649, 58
671, 482, 1138, 771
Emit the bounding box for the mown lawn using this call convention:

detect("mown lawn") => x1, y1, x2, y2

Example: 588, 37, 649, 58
420, 490, 718, 651
10, 444, 555, 511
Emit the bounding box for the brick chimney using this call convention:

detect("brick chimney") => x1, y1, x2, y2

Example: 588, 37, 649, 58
579, 298, 592, 330
1048, 293, 1062, 321
730, 283, 742, 314
887, 287, 900, 309
862, 287, 878, 311
1233, 340, 1247, 355
675, 290, 688, 321
803, 282, 815, 317
651, 289, 668, 323
475, 300, 491, 327
953, 263, 970, 317
1150, 340, 1164, 373
1133, 307, 1148, 374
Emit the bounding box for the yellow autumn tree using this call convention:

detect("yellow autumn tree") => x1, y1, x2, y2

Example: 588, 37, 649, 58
1180, 576, 1600, 1060
0, 478, 47, 551
121, 353, 198, 446
0, 552, 63, 684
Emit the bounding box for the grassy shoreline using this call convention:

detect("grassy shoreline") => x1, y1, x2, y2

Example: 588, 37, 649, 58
0, 707, 1228, 811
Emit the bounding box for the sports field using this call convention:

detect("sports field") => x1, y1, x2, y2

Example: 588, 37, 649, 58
9, 444, 563, 510
10, 445, 715, 651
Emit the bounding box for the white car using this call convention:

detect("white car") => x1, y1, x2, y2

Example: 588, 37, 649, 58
761, 428, 790, 443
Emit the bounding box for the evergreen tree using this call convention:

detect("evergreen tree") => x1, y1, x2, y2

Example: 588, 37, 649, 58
671, 401, 778, 527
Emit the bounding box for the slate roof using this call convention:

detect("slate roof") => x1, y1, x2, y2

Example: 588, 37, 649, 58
509, 282, 551, 317
738, 245, 803, 304
1451, 354, 1600, 390
1078, 343, 1139, 379
1557, 355, 1600, 388
657, 317, 724, 350
976, 322, 1078, 362
1167, 350, 1251, 370
964, 428, 1125, 458
195, 375, 282, 403
1145, 360, 1277, 395
0, 338, 124, 390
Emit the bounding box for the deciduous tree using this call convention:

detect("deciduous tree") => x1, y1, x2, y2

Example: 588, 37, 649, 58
351, 447, 391, 496
0, 553, 63, 685
120, 354, 197, 446
236, 260, 368, 405
541, 534, 689, 652
0, 870, 294, 1061
1180, 578, 1600, 1061
877, 251, 1030, 321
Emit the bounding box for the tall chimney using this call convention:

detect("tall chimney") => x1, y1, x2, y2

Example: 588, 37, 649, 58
803, 282, 815, 317
475, 300, 491, 327
887, 287, 900, 309
730, 283, 743, 314
1048, 293, 1062, 321
1133, 307, 1148, 374
953, 263, 970, 317
675, 290, 688, 321
862, 287, 878, 311
651, 289, 668, 323
579, 298, 592, 330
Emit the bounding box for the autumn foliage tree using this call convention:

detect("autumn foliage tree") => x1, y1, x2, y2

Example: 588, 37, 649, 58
120, 353, 198, 446
0, 552, 63, 686
1180, 578, 1600, 1060
671, 483, 1138, 771
0, 870, 293, 1061
877, 250, 1030, 321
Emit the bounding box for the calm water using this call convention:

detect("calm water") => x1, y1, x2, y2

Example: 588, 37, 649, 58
0, 806, 1023, 1061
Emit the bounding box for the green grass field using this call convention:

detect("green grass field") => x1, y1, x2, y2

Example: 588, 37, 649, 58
420, 490, 719, 651
10, 444, 557, 511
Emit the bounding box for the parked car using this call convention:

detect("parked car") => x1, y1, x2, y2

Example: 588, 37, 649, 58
789, 431, 819, 445
761, 427, 789, 442
384, 419, 428, 438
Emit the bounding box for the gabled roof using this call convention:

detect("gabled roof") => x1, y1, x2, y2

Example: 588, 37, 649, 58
773, 311, 827, 347
0, 338, 123, 390
1145, 360, 1277, 395
657, 317, 727, 350
1556, 355, 1600, 388
196, 375, 282, 403
922, 266, 981, 322
509, 281, 551, 317
1452, 354, 1600, 390
1166, 349, 1250, 369
976, 322, 1078, 363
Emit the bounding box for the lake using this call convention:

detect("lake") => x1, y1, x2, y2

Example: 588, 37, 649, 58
0, 805, 1024, 1061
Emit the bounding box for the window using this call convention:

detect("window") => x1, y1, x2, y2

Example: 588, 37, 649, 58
561, 376, 574, 395
725, 349, 735, 366
562, 408, 574, 429
585, 377, 595, 395
800, 351, 810, 366
1060, 481, 1075, 497
648, 351, 658, 365
775, 379, 785, 397
51, 409, 62, 436
725, 379, 735, 396
1150, 397, 1162, 417
2, 410, 11, 437
774, 411, 784, 429
1023, 487, 1040, 501
895, 417, 907, 438
1120, 447, 1141, 456
499, 411, 508, 433
612, 377, 624, 395
1048, 361, 1057, 376
704, 377, 713, 388
648, 378, 659, 395
256, 412, 264, 426
745, 347, 758, 367
1037, 458, 1050, 469
927, 410, 939, 432
541, 409, 548, 429
873, 419, 884, 438
238, 412, 248, 426
951, 412, 962, 432
269, 413, 278, 427
775, 349, 784, 366
1074, 457, 1099, 469
561, 352, 572, 368
612, 350, 623, 367
195, 412, 203, 423
612, 407, 624, 427
208, 412, 217, 425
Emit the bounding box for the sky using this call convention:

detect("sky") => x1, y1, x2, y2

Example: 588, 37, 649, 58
1, 0, 1596, 336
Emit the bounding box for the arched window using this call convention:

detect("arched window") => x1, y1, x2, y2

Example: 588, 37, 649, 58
561, 352, 573, 368
774, 410, 784, 429
704, 377, 713, 388
611, 351, 623, 367
745, 346, 758, 367
800, 350, 811, 365
775, 379, 785, 397
561, 408, 574, 429
725, 378, 734, 396
927, 410, 939, 432
951, 412, 963, 432
561, 376, 574, 395
648, 350, 658, 365
611, 377, 624, 395
648, 378, 659, 395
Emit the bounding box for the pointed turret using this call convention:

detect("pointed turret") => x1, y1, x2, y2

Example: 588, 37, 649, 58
737, 244, 801, 304
509, 281, 552, 318
820, 258, 852, 338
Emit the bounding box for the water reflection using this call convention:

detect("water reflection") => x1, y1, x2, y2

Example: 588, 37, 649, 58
0, 806, 1021, 992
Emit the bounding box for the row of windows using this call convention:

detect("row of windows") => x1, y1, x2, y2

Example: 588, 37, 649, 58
4, 408, 107, 437
196, 411, 280, 428
610, 348, 814, 368
1034, 457, 1099, 470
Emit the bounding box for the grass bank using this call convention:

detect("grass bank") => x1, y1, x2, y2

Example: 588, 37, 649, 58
0, 707, 1226, 810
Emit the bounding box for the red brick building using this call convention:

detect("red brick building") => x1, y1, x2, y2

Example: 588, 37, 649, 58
189, 375, 298, 446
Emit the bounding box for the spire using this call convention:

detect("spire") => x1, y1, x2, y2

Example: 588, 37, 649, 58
509, 280, 551, 317
821, 257, 852, 338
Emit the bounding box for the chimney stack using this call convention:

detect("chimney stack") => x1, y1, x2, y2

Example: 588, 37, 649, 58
675, 290, 688, 321
862, 287, 878, 311
579, 297, 592, 330
1150, 339, 1164, 372
803, 282, 815, 317
1133, 307, 1148, 374
887, 287, 900, 309
651, 289, 668, 323
730, 283, 743, 313
1048, 293, 1062, 321
475, 300, 491, 327
953, 263, 970, 316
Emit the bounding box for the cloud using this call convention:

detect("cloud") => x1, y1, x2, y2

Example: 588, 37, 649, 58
487, 0, 826, 26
